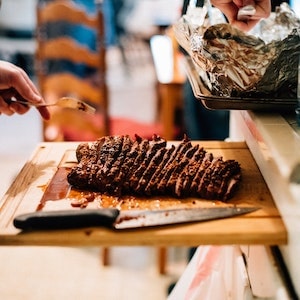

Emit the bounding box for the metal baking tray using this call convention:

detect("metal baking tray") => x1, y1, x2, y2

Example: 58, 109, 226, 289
184, 57, 298, 111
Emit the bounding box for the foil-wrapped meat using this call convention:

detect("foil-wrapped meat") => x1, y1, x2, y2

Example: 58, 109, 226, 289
174, 3, 300, 98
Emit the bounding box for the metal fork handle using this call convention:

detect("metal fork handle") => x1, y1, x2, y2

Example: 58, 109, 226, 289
9, 99, 55, 107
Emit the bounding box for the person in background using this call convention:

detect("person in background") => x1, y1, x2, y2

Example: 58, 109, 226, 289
0, 60, 50, 120
182, 0, 230, 141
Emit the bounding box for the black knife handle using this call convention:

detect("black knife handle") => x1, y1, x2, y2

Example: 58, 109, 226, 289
13, 209, 120, 230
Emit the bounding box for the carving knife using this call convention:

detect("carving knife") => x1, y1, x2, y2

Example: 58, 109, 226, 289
13, 207, 259, 231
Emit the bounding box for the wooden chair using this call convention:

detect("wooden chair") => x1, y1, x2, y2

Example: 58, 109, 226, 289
35, 0, 167, 274
35, 0, 109, 141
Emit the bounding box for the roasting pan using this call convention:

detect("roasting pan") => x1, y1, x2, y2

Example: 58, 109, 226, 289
184, 57, 298, 111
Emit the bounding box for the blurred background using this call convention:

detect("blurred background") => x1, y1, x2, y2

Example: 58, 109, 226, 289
0, 1, 299, 299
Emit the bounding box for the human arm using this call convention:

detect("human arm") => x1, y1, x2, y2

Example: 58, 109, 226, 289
0, 60, 50, 120
210, 0, 271, 31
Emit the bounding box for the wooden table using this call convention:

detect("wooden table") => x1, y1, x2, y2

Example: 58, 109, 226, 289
0, 141, 287, 247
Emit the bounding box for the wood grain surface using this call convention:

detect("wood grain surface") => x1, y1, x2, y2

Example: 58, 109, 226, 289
0, 141, 287, 246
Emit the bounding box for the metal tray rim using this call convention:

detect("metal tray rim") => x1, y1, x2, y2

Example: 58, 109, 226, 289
184, 57, 297, 111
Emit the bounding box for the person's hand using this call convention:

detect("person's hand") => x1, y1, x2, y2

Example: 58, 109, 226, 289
0, 60, 50, 120
210, 0, 271, 31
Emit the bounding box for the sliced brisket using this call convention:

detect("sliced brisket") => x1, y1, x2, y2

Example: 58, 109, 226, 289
67, 135, 242, 201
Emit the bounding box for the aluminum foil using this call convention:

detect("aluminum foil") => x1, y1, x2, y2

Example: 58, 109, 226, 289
174, 3, 300, 98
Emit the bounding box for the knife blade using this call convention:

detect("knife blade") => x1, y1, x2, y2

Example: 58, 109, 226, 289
13, 207, 259, 231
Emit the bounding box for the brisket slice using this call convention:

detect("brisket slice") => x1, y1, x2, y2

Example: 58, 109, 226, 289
122, 138, 150, 193
68, 137, 106, 189
67, 135, 242, 201
75, 142, 90, 162
101, 135, 133, 194
174, 145, 206, 197
155, 138, 193, 194
134, 147, 167, 194
112, 135, 143, 195
89, 136, 123, 191
189, 152, 213, 195
143, 145, 175, 196
165, 145, 199, 196
129, 135, 167, 192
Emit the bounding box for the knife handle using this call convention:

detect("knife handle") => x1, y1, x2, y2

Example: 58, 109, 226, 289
13, 209, 120, 230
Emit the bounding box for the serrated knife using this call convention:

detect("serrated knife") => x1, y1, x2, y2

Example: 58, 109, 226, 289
13, 207, 259, 231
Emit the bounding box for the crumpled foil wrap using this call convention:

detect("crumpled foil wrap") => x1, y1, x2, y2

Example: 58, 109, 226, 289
174, 3, 300, 98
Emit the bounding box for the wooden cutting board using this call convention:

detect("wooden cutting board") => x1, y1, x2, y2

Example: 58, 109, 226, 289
0, 141, 287, 246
